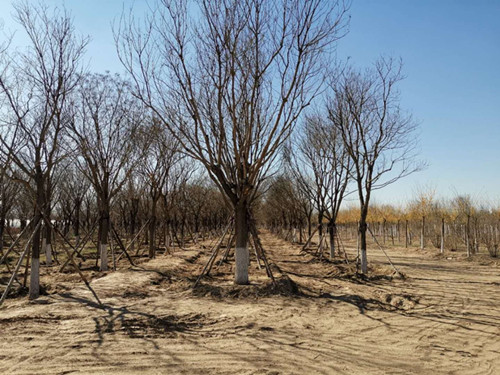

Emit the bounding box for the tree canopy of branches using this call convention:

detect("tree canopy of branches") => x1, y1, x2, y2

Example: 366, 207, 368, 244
68, 73, 145, 271
0, 1, 87, 298
285, 114, 352, 256
116, 0, 350, 284
329, 57, 423, 273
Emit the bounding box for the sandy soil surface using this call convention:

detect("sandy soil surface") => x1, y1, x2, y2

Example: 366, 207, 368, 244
0, 231, 499, 375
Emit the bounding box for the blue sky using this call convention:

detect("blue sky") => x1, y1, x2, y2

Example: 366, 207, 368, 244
335, 0, 500, 206
1, 0, 499, 206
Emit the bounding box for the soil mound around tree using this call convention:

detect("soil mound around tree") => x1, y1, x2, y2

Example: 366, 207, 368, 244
192, 275, 300, 299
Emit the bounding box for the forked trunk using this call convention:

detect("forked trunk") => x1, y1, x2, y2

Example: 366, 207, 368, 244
234, 203, 249, 285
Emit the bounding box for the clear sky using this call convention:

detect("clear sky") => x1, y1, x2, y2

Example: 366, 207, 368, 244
0, 0, 499, 207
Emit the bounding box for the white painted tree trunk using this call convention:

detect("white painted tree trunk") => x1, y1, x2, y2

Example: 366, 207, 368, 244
100, 243, 108, 271
43, 238, 52, 266
235, 246, 249, 284
234, 204, 249, 285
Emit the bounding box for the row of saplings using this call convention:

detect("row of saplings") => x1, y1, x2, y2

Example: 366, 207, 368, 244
0, 211, 234, 307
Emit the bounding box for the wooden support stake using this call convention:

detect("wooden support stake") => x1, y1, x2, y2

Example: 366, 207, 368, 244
0, 218, 35, 266
367, 224, 402, 276
301, 226, 319, 253
193, 219, 233, 288
115, 220, 150, 262
59, 222, 98, 272
0, 221, 41, 307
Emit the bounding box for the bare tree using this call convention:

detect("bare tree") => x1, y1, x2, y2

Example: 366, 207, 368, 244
116, 0, 349, 284
286, 114, 351, 257
0, 2, 87, 298
68, 73, 145, 271
55, 162, 90, 242
261, 174, 312, 243
329, 57, 423, 273
0, 164, 17, 255
451, 194, 475, 257
139, 121, 181, 258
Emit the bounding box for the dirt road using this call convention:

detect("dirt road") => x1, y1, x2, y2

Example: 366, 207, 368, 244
0, 232, 498, 374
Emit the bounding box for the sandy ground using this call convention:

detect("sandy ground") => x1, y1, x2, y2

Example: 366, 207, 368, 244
0, 231, 499, 375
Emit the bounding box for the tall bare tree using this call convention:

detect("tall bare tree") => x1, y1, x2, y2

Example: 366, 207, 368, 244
116, 0, 349, 284
329, 57, 423, 273
139, 121, 181, 258
0, 2, 87, 298
286, 114, 351, 257
68, 73, 145, 271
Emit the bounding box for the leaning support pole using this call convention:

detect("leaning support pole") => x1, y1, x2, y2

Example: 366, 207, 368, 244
218, 231, 235, 267
336, 230, 349, 264
248, 217, 275, 285
110, 223, 136, 266
41, 214, 102, 306
59, 222, 98, 272
114, 220, 150, 263
0, 218, 35, 266
367, 224, 402, 276
301, 225, 319, 253
193, 219, 233, 288
250, 234, 262, 269
0, 221, 41, 308
52, 227, 103, 307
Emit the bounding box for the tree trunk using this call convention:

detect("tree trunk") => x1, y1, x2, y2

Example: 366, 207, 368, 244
397, 220, 401, 244
29, 173, 44, 300
149, 197, 157, 258
234, 203, 249, 285
20, 218, 26, 231
405, 220, 409, 248
328, 220, 336, 258
466, 215, 471, 257
129, 198, 139, 253
43, 211, 52, 266
359, 209, 368, 274
359, 221, 368, 274
99, 204, 110, 271
420, 215, 425, 249
440, 217, 445, 254
474, 219, 479, 254
42, 183, 53, 266
0, 216, 5, 256
383, 219, 386, 244
73, 198, 81, 245
307, 213, 312, 237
